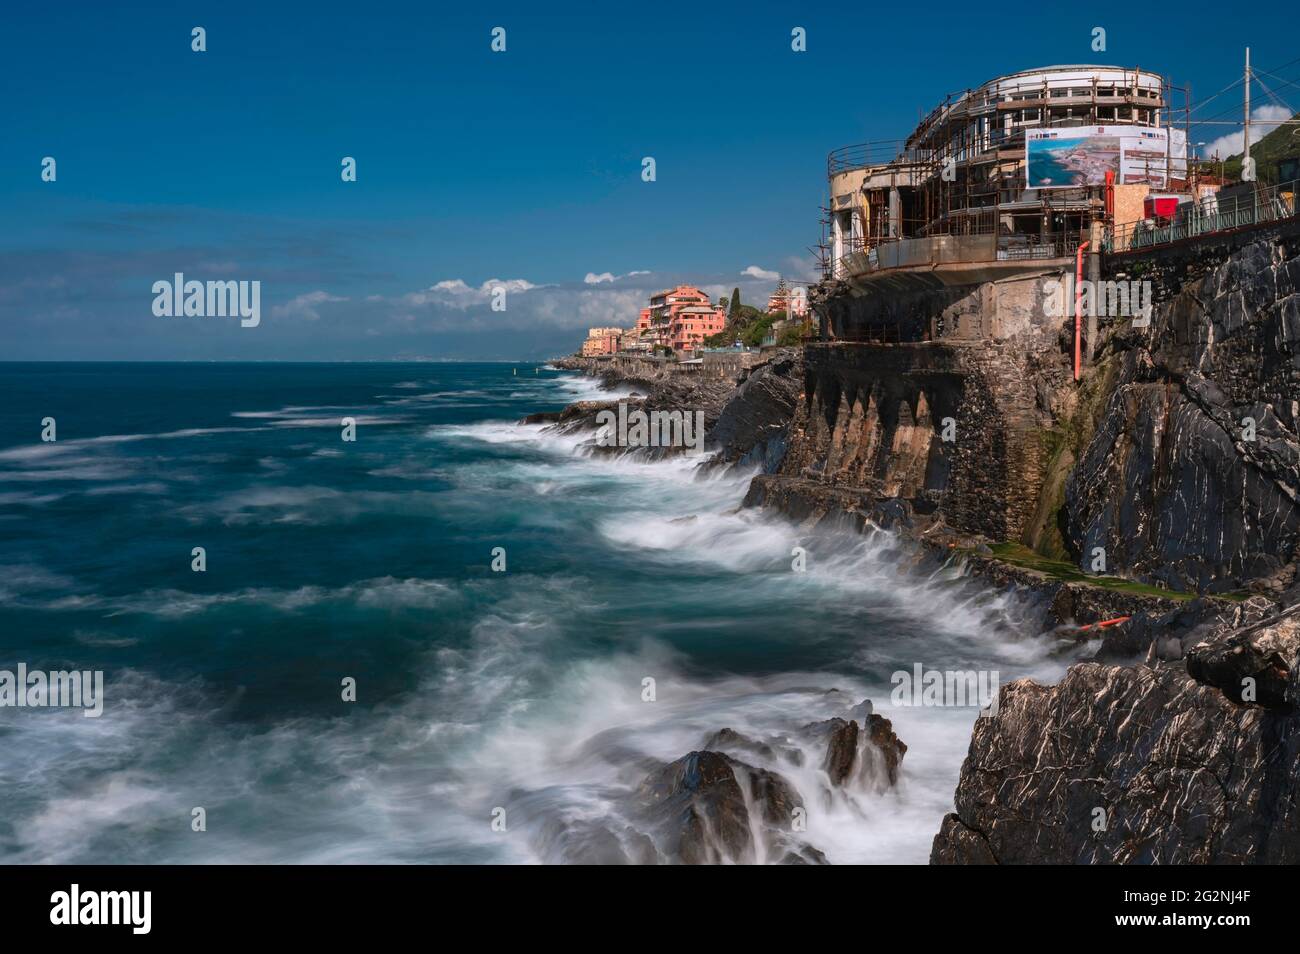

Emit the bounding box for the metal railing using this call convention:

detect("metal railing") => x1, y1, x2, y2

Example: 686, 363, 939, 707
828, 140, 929, 176
831, 230, 1080, 279
1104, 179, 1299, 253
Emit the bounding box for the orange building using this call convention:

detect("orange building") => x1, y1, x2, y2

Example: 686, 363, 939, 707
669, 305, 726, 351
646, 285, 726, 351
580, 326, 623, 356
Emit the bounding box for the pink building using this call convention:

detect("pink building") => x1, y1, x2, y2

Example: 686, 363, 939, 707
669, 305, 726, 351
580, 326, 622, 356
646, 285, 726, 351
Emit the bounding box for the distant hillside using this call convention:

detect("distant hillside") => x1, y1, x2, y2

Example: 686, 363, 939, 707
1220, 112, 1300, 183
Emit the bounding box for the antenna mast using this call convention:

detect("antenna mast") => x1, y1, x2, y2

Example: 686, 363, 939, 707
1244, 47, 1251, 174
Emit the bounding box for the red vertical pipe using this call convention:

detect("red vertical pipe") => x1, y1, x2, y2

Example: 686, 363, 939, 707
1074, 241, 1089, 381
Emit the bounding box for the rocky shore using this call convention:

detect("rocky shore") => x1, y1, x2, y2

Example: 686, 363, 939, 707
530, 693, 907, 864
543, 227, 1300, 864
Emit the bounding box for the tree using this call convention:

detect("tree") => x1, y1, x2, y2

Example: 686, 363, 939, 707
728, 287, 742, 322
778, 320, 812, 346
740, 313, 777, 347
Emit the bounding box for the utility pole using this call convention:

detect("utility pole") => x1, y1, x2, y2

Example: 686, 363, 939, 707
1244, 47, 1252, 177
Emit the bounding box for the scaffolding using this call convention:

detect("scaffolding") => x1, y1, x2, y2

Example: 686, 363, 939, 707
822, 66, 1192, 279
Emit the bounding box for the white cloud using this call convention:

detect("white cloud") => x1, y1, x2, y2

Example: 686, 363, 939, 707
356, 275, 643, 331
402, 278, 540, 309
584, 269, 651, 284
782, 255, 820, 282
1202, 105, 1293, 160
270, 290, 347, 321
342, 261, 815, 340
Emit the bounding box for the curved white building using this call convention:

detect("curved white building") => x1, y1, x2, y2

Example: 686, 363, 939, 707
826, 65, 1183, 278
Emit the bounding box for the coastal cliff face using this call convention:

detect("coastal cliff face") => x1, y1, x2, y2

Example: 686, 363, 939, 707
932, 231, 1300, 864
753, 229, 1300, 596
1066, 235, 1300, 595
735, 231, 1300, 864
548, 228, 1300, 864
773, 338, 1066, 542
704, 350, 802, 471
931, 605, 1300, 864
547, 350, 803, 466
771, 270, 1074, 544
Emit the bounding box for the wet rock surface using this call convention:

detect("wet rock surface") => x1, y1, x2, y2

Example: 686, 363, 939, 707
632, 750, 824, 865
803, 712, 907, 789
542, 351, 800, 464
552, 235, 1300, 865
527, 698, 904, 864
704, 350, 803, 472
631, 702, 906, 864
1067, 234, 1300, 594
932, 602, 1300, 864
933, 234, 1300, 864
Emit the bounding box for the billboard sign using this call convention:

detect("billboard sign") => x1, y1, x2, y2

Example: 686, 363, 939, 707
1122, 128, 1171, 187
1027, 126, 1175, 188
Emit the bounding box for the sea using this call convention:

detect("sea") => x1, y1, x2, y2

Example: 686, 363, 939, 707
0, 362, 1078, 864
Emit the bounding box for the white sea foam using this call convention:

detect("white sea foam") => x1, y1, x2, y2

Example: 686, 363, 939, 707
412, 396, 1073, 863
3, 575, 453, 617
0, 427, 258, 463
0, 370, 1074, 865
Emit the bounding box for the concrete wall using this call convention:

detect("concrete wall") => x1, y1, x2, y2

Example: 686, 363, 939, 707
821, 267, 1067, 343
780, 339, 1062, 541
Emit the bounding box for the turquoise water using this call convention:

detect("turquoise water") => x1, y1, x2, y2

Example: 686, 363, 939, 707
0, 363, 1074, 863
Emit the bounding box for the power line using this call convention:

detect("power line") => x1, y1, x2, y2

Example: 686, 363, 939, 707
1253, 73, 1295, 116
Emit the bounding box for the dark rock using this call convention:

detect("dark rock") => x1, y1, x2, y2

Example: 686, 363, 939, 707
706, 350, 803, 472
632, 750, 825, 864
821, 719, 859, 786
634, 751, 751, 864
532, 816, 658, 865
931, 609, 1300, 864
1066, 234, 1300, 594
520, 410, 561, 425
1186, 607, 1300, 708
863, 714, 907, 787
700, 727, 802, 766
802, 709, 907, 789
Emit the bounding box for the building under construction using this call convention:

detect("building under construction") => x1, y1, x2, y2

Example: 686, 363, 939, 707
824, 65, 1188, 284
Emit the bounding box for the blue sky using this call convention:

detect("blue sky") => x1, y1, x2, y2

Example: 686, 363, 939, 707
2, 1, 1295, 360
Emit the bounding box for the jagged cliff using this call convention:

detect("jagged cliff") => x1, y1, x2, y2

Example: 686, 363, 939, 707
932, 228, 1300, 864
549, 227, 1300, 863
931, 602, 1300, 864
544, 350, 803, 465
1066, 236, 1300, 594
